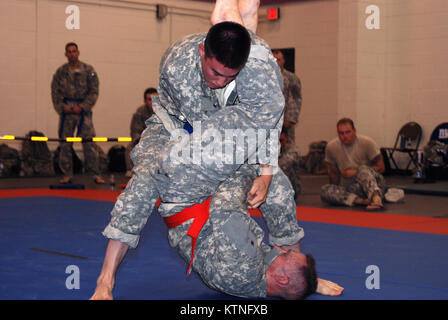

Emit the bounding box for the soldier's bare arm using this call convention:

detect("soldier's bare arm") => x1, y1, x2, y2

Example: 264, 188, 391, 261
369, 154, 385, 174
341, 168, 358, 179
90, 239, 129, 300
326, 161, 341, 185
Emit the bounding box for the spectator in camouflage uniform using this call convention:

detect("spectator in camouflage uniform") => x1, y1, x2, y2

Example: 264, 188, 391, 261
272, 49, 302, 145
279, 127, 302, 204
91, 0, 343, 300
51, 42, 104, 184
424, 140, 448, 168
125, 88, 158, 178
321, 118, 386, 210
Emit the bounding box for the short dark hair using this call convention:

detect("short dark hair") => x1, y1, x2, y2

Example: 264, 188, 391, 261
337, 117, 355, 130
272, 49, 283, 56
299, 254, 318, 299
282, 252, 318, 300
65, 42, 78, 51
144, 87, 157, 99
204, 21, 251, 70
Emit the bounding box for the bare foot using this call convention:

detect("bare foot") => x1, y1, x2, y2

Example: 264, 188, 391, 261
239, 0, 260, 33
59, 176, 72, 184
316, 278, 344, 296
90, 281, 114, 300
366, 193, 383, 211
94, 175, 105, 184
210, 0, 243, 26
354, 196, 370, 206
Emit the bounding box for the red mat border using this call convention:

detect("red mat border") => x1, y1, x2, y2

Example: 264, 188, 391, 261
1, 188, 447, 236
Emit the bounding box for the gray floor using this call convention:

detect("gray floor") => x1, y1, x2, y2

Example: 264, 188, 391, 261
0, 171, 447, 219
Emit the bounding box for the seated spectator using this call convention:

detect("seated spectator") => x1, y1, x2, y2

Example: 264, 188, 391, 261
125, 88, 158, 177
320, 118, 386, 211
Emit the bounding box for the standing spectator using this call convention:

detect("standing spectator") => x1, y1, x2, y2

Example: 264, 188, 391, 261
51, 42, 104, 184
272, 49, 302, 145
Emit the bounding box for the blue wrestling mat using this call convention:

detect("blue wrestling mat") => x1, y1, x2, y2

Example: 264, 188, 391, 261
1, 195, 447, 300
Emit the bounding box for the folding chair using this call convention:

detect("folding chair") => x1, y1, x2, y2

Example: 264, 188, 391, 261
425, 122, 448, 180
381, 122, 422, 174
430, 122, 448, 145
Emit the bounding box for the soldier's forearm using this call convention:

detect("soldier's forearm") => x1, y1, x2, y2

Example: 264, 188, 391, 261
96, 239, 129, 285
51, 94, 65, 115
370, 161, 385, 174
79, 102, 95, 112
369, 155, 385, 174
79, 92, 98, 112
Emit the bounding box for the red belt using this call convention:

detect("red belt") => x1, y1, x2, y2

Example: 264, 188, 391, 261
163, 197, 211, 275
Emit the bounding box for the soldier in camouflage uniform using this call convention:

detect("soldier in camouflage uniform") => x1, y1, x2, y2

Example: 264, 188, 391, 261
125, 88, 158, 177
51, 42, 104, 184
159, 164, 312, 298
103, 22, 296, 244
92, 2, 343, 300
301, 140, 328, 175
320, 118, 386, 210
279, 127, 302, 204
424, 140, 448, 168
272, 49, 302, 145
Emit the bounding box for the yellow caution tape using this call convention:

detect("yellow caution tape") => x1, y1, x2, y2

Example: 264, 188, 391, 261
66, 137, 83, 142
0, 135, 132, 142
0, 135, 15, 140
31, 136, 48, 142
92, 137, 108, 142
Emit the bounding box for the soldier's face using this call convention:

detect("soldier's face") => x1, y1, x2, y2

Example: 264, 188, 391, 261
337, 123, 357, 146
198, 44, 240, 89
65, 45, 80, 64
145, 93, 158, 108
273, 51, 285, 70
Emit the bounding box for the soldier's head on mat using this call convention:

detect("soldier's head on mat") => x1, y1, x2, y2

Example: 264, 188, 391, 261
65, 42, 80, 65
267, 249, 318, 300
198, 21, 251, 89
337, 117, 357, 146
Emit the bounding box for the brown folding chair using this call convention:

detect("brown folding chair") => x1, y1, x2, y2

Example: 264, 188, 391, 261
381, 122, 422, 174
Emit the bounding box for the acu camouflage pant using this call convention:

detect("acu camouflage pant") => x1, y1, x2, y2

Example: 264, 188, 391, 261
58, 113, 101, 177
320, 165, 386, 207
279, 152, 301, 203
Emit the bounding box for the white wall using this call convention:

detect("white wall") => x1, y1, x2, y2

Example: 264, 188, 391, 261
258, 0, 339, 153
381, 0, 448, 145
333, 0, 448, 166
1, 0, 447, 157
260, 0, 448, 154
0, 0, 213, 151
